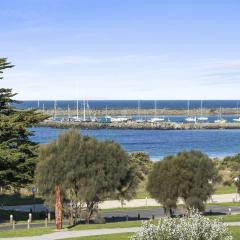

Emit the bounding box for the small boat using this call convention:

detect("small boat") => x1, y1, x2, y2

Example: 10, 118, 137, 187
233, 102, 240, 122
149, 100, 165, 122
214, 107, 226, 123
149, 117, 165, 123
185, 116, 197, 123
197, 100, 208, 121
185, 100, 196, 123
233, 117, 240, 122
110, 116, 129, 122
214, 119, 226, 124
136, 100, 145, 123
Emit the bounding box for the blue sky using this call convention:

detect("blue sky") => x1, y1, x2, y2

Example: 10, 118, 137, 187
1, 0, 240, 100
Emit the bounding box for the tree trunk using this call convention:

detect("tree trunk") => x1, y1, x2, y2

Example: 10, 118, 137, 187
55, 185, 62, 230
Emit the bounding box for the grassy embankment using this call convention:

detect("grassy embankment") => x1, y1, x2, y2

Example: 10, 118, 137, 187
55, 227, 240, 240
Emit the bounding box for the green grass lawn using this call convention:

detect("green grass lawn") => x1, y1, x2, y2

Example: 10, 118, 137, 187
102, 205, 160, 212
229, 226, 240, 240
62, 233, 133, 240
208, 214, 240, 222
214, 185, 236, 194
60, 227, 240, 240
69, 220, 144, 231
207, 202, 240, 207
0, 227, 54, 238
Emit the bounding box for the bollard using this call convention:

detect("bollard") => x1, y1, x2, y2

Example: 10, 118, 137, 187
228, 208, 232, 215
45, 218, 48, 227
145, 197, 148, 207
12, 220, 15, 230
27, 219, 30, 229
126, 215, 128, 221
47, 212, 51, 222
152, 214, 155, 220
138, 213, 140, 220
10, 214, 13, 224
29, 213, 32, 223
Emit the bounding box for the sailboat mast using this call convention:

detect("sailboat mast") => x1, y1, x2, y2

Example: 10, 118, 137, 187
68, 104, 70, 119
200, 100, 203, 116
54, 100, 57, 119
76, 99, 79, 120
237, 101, 239, 117
138, 100, 140, 119
83, 100, 86, 121
154, 100, 157, 116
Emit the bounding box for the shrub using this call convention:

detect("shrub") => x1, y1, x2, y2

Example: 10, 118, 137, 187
131, 210, 232, 240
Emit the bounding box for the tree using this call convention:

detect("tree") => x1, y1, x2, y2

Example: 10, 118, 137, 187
147, 150, 218, 214
0, 58, 47, 191
116, 152, 152, 206
35, 130, 133, 226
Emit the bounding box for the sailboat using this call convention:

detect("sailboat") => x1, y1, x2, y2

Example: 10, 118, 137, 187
53, 100, 57, 120
136, 100, 144, 123
233, 101, 240, 122
214, 107, 226, 123
73, 99, 81, 122
104, 106, 113, 122
197, 100, 208, 121
185, 100, 196, 123
149, 100, 165, 123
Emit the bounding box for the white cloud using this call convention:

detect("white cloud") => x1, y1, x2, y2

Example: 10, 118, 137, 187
41, 54, 166, 66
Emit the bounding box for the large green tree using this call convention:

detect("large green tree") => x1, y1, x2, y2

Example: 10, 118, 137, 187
147, 150, 218, 214
0, 58, 47, 191
35, 130, 139, 225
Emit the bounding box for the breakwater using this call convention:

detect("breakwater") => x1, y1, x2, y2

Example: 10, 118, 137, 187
37, 120, 240, 130
39, 107, 239, 117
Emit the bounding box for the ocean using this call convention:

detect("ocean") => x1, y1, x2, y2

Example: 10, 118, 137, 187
16, 100, 240, 110
30, 127, 240, 160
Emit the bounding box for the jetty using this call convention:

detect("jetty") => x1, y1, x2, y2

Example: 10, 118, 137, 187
37, 120, 240, 130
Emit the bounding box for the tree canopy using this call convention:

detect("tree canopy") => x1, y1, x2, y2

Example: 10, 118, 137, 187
35, 130, 145, 223
0, 57, 47, 191
147, 150, 218, 213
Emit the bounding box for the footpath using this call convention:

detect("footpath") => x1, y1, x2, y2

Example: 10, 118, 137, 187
1, 222, 240, 240
1, 193, 239, 212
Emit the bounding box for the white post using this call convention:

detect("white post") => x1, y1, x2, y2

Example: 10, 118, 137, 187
145, 197, 148, 207
12, 220, 15, 230
48, 212, 51, 222
27, 219, 30, 229
29, 213, 32, 223
45, 218, 48, 227
10, 214, 13, 224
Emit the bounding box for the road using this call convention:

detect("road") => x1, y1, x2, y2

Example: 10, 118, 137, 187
1, 205, 240, 231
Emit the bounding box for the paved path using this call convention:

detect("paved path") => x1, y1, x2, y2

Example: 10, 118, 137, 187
1, 193, 240, 212
0, 227, 139, 240
2, 221, 240, 240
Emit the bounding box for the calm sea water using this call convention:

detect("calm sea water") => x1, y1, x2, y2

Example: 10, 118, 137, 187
17, 100, 240, 110
30, 127, 240, 160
